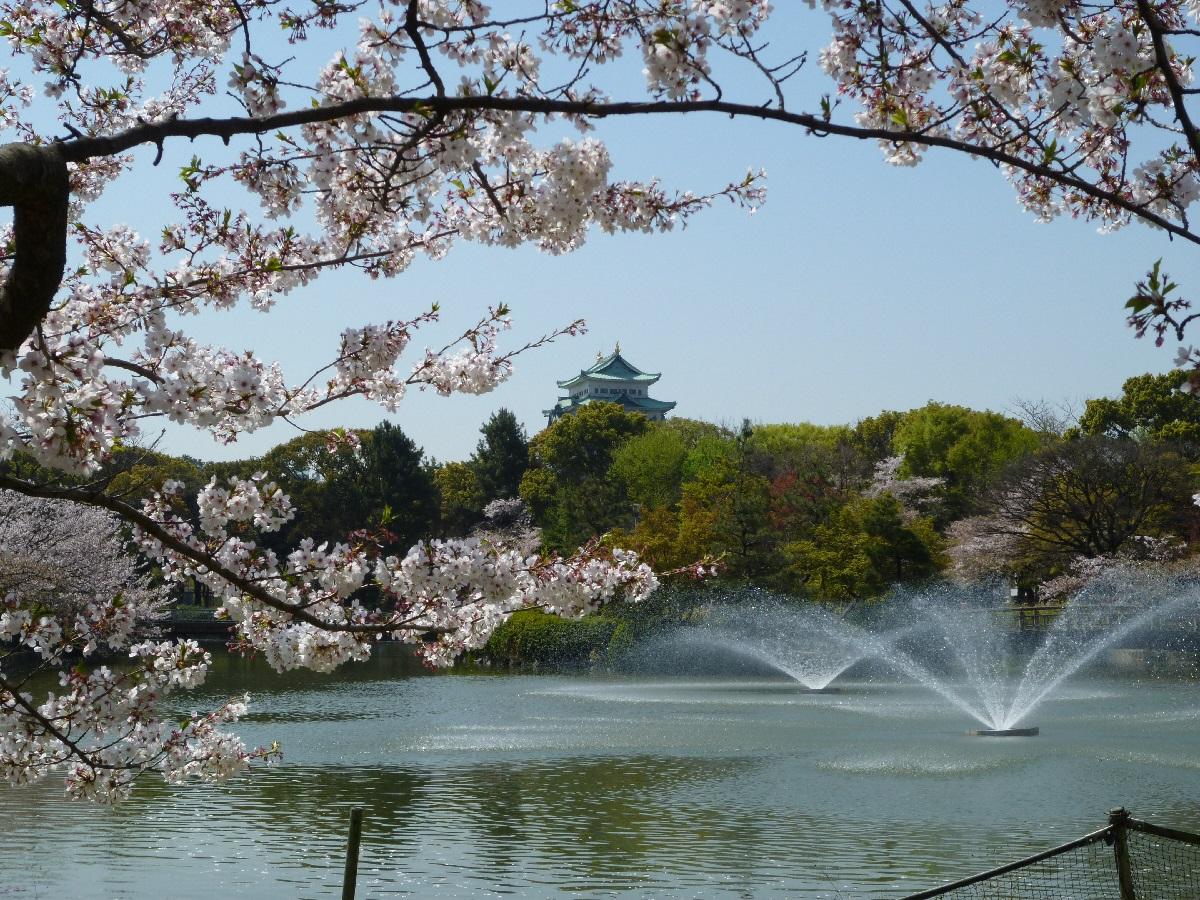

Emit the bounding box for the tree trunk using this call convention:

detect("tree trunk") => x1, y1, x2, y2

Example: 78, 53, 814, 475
0, 142, 69, 354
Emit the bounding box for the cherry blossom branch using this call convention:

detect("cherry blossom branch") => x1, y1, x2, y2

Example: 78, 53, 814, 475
0, 473, 382, 632
43, 93, 1197, 240
1135, 0, 1200, 162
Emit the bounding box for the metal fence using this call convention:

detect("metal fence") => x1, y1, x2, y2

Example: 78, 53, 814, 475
901, 809, 1200, 899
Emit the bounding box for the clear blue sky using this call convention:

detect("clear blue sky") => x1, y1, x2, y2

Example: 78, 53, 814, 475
23, 9, 1199, 464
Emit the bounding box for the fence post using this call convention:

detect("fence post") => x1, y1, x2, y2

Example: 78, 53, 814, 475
342, 807, 364, 900
1109, 807, 1137, 900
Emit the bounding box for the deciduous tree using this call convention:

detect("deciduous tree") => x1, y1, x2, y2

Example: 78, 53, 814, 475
434, 460, 485, 536
984, 436, 1195, 563
1078, 370, 1200, 449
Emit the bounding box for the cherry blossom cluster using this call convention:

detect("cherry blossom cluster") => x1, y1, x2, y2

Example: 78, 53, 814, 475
865, 456, 945, 518
809, 0, 1200, 236
1, 463, 656, 798
0, 0, 770, 476
0, 491, 277, 801
0, 636, 272, 802
1037, 534, 1190, 598
133, 476, 658, 672
0, 490, 166, 633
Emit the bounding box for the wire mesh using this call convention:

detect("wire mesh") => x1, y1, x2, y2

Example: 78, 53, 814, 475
1127, 828, 1200, 900
910, 836, 1118, 899
901, 817, 1200, 899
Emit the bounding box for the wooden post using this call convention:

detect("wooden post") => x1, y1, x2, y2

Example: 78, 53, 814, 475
342, 807, 364, 900
1109, 807, 1137, 900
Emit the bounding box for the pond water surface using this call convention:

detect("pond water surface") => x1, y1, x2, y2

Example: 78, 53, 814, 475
3, 646, 1199, 898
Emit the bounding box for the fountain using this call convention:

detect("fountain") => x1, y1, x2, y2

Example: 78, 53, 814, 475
642, 573, 1199, 735
870, 572, 1200, 735
676, 601, 879, 690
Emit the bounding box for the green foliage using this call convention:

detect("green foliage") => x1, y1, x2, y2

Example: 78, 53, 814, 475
1078, 370, 1200, 450
850, 410, 905, 463
471, 408, 529, 502
102, 449, 207, 507
523, 403, 649, 551
252, 422, 437, 552
608, 420, 870, 578
766, 447, 865, 539
784, 526, 873, 601
539, 477, 634, 553
528, 402, 650, 482
344, 421, 439, 550
434, 461, 484, 536
681, 433, 737, 483
676, 424, 775, 576
893, 402, 1040, 515
746, 422, 853, 465
610, 426, 688, 509
483, 609, 620, 669
607, 504, 688, 570
661, 417, 734, 449
518, 467, 558, 521
784, 495, 945, 600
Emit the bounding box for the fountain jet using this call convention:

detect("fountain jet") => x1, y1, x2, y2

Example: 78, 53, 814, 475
873, 572, 1200, 732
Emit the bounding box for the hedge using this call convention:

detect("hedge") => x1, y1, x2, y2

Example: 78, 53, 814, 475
483, 609, 622, 669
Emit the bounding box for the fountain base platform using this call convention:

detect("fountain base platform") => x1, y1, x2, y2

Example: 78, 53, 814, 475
967, 727, 1039, 737
799, 686, 840, 694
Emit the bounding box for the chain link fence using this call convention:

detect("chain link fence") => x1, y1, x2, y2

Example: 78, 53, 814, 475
900, 809, 1200, 899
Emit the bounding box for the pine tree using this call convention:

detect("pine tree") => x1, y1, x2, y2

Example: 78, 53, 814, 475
472, 409, 530, 503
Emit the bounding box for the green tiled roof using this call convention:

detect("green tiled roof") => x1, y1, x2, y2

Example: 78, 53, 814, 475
622, 394, 676, 412
542, 395, 676, 418
557, 351, 660, 389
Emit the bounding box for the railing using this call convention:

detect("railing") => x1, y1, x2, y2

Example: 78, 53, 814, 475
900, 808, 1200, 899
967, 603, 1200, 636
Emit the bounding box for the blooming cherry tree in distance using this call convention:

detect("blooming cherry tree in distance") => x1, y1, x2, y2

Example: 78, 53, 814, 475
4, 0, 1200, 798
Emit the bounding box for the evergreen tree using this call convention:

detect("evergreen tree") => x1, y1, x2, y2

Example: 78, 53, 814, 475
351, 421, 439, 552
472, 408, 530, 503
255, 422, 438, 553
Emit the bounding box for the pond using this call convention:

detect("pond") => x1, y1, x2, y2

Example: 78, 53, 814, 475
3, 645, 1199, 898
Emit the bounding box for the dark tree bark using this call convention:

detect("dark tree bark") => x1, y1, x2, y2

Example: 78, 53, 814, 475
0, 143, 68, 354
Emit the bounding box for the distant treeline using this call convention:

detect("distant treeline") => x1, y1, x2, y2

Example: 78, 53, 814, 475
6, 369, 1200, 666
514, 372, 1200, 603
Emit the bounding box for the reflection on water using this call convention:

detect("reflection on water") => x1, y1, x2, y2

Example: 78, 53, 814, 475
3, 644, 1200, 898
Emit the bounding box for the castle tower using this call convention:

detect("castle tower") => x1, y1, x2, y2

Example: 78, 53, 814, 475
544, 345, 676, 425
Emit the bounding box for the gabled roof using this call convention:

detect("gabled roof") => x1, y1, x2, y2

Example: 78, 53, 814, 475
557, 351, 661, 389
622, 394, 676, 412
